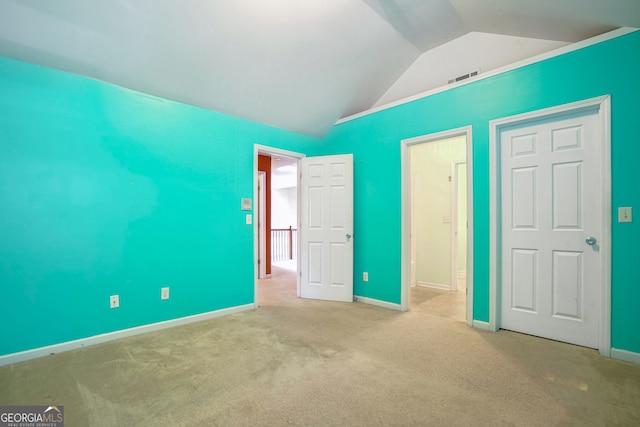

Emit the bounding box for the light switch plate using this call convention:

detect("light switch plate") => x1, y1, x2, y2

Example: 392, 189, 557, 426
246, 214, 252, 225
618, 207, 632, 223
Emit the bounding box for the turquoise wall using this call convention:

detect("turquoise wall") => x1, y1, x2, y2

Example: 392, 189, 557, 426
2, 31, 639, 358
323, 31, 640, 353
0, 57, 320, 356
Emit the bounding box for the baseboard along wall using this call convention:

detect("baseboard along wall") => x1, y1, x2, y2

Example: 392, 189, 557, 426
0, 304, 255, 367
417, 281, 452, 291
354, 295, 404, 311
611, 348, 640, 365
472, 320, 492, 331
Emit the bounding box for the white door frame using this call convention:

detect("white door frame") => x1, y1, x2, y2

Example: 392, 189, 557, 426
451, 159, 467, 292
253, 144, 305, 307
489, 95, 611, 356
258, 172, 267, 279
400, 125, 474, 326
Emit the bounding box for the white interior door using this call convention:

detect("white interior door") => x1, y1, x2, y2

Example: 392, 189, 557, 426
501, 109, 601, 348
300, 154, 353, 302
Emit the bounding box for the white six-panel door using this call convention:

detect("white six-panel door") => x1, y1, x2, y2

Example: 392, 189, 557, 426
300, 154, 353, 302
501, 110, 601, 348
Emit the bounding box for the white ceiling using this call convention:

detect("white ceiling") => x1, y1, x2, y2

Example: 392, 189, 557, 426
0, 0, 638, 137
374, 31, 569, 108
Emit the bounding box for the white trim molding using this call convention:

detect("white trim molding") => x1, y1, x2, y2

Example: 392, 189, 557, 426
337, 28, 637, 125
0, 304, 255, 367
417, 281, 452, 291
611, 348, 640, 365
472, 320, 492, 331
400, 126, 474, 326
489, 95, 612, 356
355, 295, 404, 311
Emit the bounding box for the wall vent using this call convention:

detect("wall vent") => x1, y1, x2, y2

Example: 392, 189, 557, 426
448, 70, 479, 85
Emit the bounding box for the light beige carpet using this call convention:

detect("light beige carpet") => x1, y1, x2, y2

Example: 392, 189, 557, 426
1, 267, 639, 426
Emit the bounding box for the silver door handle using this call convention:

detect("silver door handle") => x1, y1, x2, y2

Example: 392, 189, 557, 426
346, 233, 352, 241
585, 236, 597, 246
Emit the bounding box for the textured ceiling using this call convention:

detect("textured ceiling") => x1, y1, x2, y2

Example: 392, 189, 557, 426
0, 0, 638, 137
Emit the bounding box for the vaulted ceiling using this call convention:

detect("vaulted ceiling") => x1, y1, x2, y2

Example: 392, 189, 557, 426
1, 0, 638, 137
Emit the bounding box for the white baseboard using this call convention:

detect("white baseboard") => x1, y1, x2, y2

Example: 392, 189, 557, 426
417, 281, 452, 291
472, 320, 492, 331
611, 348, 640, 365
354, 295, 404, 311
0, 303, 255, 367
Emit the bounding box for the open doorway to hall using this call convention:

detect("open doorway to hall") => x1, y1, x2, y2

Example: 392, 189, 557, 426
256, 146, 355, 306
256, 151, 299, 306
257, 154, 299, 277
409, 135, 468, 322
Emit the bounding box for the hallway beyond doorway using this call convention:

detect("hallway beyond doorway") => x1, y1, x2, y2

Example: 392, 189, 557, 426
272, 259, 296, 272
411, 286, 466, 322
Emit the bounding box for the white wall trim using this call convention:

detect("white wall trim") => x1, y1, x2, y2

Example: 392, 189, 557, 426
472, 320, 492, 331
611, 348, 640, 365
417, 281, 452, 291
258, 171, 267, 279
355, 295, 404, 311
488, 95, 612, 352
336, 28, 637, 125
253, 144, 305, 306
0, 304, 255, 367
599, 97, 612, 358
400, 126, 474, 326
451, 159, 467, 292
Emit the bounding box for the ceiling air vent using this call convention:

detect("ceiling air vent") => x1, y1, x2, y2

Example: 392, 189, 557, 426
448, 70, 479, 85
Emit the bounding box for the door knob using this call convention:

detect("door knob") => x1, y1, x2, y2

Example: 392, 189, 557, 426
585, 236, 597, 246
346, 233, 352, 241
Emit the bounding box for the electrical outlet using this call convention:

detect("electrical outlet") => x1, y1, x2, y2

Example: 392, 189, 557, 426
110, 295, 119, 309
363, 272, 369, 282
161, 287, 170, 300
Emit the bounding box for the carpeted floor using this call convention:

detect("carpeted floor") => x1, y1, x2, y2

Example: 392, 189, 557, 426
1, 267, 639, 426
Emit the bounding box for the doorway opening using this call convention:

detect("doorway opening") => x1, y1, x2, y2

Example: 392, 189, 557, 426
401, 126, 473, 325
254, 147, 355, 307
254, 145, 304, 308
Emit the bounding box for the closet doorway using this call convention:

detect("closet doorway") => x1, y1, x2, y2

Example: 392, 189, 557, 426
401, 127, 473, 324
